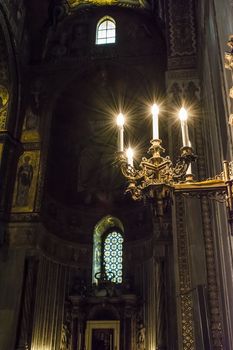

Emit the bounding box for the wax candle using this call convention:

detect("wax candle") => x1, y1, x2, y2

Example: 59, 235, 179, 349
151, 104, 159, 140
116, 113, 125, 152
186, 141, 192, 174
179, 107, 189, 147
126, 147, 134, 167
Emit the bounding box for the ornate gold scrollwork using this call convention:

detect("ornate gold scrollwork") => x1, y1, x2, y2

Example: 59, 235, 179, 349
0, 85, 9, 131
117, 140, 233, 234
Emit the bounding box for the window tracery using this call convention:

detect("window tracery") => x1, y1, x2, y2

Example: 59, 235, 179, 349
96, 16, 116, 45
104, 231, 123, 283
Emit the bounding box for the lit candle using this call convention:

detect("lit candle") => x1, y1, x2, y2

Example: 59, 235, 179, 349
126, 147, 134, 167
186, 141, 192, 174
116, 113, 125, 152
151, 104, 159, 140
179, 107, 189, 147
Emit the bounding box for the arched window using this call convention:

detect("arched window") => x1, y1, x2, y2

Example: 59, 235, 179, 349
96, 16, 116, 45
92, 216, 124, 284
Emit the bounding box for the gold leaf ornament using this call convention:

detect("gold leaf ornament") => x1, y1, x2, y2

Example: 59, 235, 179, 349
0, 85, 9, 110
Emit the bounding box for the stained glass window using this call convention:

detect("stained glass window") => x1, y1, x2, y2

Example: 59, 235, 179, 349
104, 231, 123, 283
96, 17, 116, 45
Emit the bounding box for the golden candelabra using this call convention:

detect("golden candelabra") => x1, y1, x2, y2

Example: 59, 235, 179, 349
116, 139, 233, 234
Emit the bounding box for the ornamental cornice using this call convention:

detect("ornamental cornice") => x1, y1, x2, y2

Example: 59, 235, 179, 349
68, 0, 141, 9
6, 222, 90, 267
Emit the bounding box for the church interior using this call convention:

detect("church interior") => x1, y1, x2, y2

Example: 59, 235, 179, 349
0, 0, 233, 349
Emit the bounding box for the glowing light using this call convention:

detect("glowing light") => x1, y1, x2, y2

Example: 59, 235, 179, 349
151, 103, 159, 140
151, 103, 159, 116
126, 147, 134, 167
179, 107, 188, 121
116, 113, 125, 127
116, 113, 125, 152
179, 107, 190, 147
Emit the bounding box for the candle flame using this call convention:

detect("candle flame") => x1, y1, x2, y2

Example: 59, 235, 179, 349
126, 147, 134, 158
179, 107, 188, 121
116, 113, 125, 127
151, 103, 159, 115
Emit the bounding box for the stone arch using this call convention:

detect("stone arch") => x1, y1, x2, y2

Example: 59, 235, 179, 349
0, 5, 21, 212
94, 215, 124, 238
0, 5, 19, 135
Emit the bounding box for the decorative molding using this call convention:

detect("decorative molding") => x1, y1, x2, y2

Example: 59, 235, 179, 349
166, 0, 196, 57
167, 72, 224, 348
175, 196, 195, 350
200, 196, 223, 349
166, 69, 198, 81
166, 72, 201, 171
167, 79, 200, 105
6, 222, 90, 267
165, 0, 197, 70
168, 56, 197, 70
68, 0, 140, 9
166, 71, 199, 349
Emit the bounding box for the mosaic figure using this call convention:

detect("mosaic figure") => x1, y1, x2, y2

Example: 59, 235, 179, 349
15, 156, 33, 207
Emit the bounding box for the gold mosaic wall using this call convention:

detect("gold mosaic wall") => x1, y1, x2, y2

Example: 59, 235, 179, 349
21, 106, 40, 143
0, 85, 9, 130
68, 0, 121, 7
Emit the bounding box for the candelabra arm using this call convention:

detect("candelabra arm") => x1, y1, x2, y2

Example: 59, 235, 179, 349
174, 179, 226, 193
120, 162, 145, 181
116, 151, 145, 181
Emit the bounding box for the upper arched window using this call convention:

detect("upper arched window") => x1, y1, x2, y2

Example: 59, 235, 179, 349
96, 16, 116, 45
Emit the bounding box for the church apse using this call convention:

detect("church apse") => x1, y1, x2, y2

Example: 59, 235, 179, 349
44, 61, 160, 210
